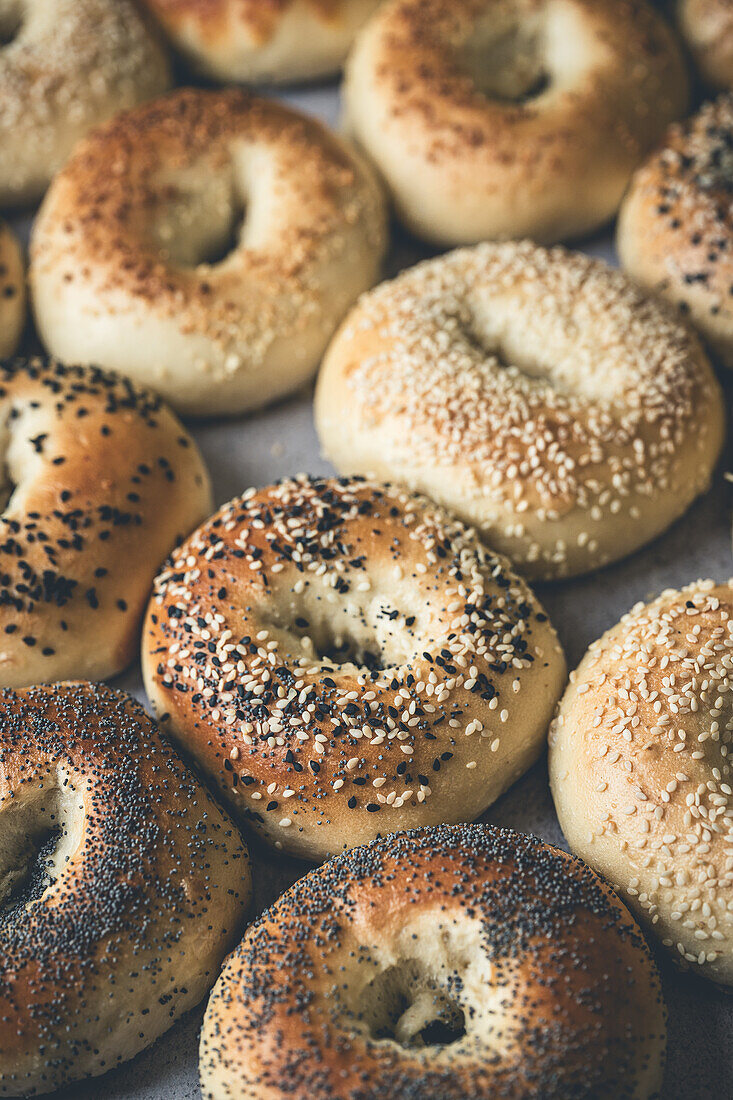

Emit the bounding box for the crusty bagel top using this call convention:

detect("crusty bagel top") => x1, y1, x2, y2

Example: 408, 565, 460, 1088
201, 824, 665, 1100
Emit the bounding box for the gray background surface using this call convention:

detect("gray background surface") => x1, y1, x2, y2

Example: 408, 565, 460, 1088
12, 82, 733, 1099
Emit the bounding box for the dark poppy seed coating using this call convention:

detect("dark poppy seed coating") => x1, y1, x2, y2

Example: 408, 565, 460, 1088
0, 356, 211, 687
0, 681, 251, 1096
200, 823, 667, 1100
143, 475, 566, 861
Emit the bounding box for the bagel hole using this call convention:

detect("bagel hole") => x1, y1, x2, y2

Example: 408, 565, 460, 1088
0, 4, 22, 47
282, 616, 386, 673
0, 791, 63, 921
461, 19, 549, 102
360, 961, 466, 1049
194, 197, 246, 267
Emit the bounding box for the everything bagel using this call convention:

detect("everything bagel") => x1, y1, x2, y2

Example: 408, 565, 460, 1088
143, 476, 566, 860
0, 357, 211, 687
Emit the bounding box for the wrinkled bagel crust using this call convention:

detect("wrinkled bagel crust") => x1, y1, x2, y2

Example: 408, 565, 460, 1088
0, 358, 211, 687
316, 241, 724, 580
550, 579, 733, 987
143, 476, 566, 860
200, 824, 666, 1100
0, 0, 170, 206
30, 88, 388, 417
143, 0, 381, 83
344, 0, 688, 244
0, 681, 251, 1097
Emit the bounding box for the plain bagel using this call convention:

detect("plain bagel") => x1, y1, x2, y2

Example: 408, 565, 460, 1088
0, 222, 24, 357
0, 357, 211, 687
29, 88, 387, 419
343, 0, 688, 245
315, 241, 725, 580
618, 93, 733, 369
142, 475, 566, 861
550, 579, 733, 986
200, 824, 666, 1100
0, 681, 251, 1097
142, 0, 382, 84
0, 0, 171, 206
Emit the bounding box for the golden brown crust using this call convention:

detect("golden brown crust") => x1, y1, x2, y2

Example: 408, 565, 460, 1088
0, 681, 251, 1096
0, 357, 211, 686
146, 0, 355, 42
677, 0, 733, 89
315, 242, 724, 579
200, 825, 666, 1100
344, 0, 688, 243
142, 476, 565, 860
30, 88, 387, 416
550, 579, 733, 986
618, 94, 733, 369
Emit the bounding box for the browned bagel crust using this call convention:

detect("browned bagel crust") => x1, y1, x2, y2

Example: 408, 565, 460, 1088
344, 0, 688, 244
200, 824, 666, 1100
0, 357, 211, 687
677, 0, 733, 89
618, 94, 733, 369
0, 681, 251, 1097
142, 476, 566, 860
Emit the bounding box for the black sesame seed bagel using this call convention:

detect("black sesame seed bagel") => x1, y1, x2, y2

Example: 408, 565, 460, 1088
200, 824, 666, 1100
618, 94, 733, 370
343, 0, 688, 245
677, 0, 733, 90
142, 0, 381, 84
0, 0, 171, 207
142, 476, 566, 861
30, 88, 387, 418
0, 223, 24, 358
0, 357, 211, 687
315, 242, 725, 581
550, 579, 733, 986
0, 681, 251, 1097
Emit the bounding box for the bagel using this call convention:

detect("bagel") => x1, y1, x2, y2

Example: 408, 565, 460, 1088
29, 88, 387, 419
343, 0, 688, 245
0, 357, 211, 687
618, 94, 733, 370
200, 824, 666, 1100
0, 223, 24, 358
550, 579, 733, 986
677, 0, 733, 89
0, 681, 251, 1097
315, 241, 725, 581
0, 0, 171, 207
142, 0, 382, 84
142, 475, 566, 861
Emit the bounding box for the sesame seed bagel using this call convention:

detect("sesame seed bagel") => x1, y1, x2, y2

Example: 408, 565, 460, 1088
200, 824, 666, 1100
142, 0, 382, 84
29, 88, 387, 419
0, 223, 24, 359
549, 579, 733, 986
677, 0, 733, 90
142, 476, 566, 861
618, 94, 733, 369
0, 357, 211, 688
315, 242, 725, 581
0, 0, 171, 207
343, 0, 688, 246
0, 681, 251, 1097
